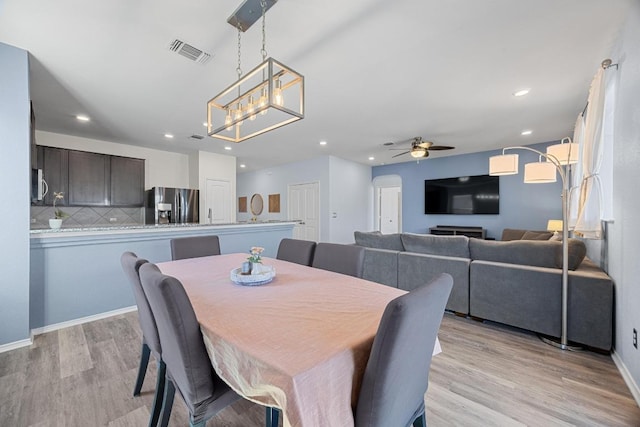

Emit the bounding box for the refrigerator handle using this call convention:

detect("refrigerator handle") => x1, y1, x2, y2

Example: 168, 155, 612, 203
177, 192, 182, 223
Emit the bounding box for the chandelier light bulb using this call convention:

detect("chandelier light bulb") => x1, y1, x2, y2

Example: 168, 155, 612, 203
274, 79, 284, 107
234, 103, 244, 126
259, 87, 269, 115
225, 109, 233, 131
247, 95, 257, 121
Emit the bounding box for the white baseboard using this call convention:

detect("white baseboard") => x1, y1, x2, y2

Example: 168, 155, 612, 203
612, 350, 640, 407
31, 305, 138, 336
0, 338, 33, 354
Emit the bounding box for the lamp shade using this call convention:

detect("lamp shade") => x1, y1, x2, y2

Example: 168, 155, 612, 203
524, 161, 557, 183
547, 141, 579, 165
547, 219, 563, 232
489, 154, 519, 175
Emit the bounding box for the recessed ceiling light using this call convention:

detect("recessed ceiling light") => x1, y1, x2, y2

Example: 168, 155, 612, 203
76, 115, 90, 122
513, 89, 530, 97
521, 130, 533, 136
224, 146, 232, 151
368, 156, 375, 161
203, 122, 208, 127
319, 141, 327, 146
164, 133, 174, 139
240, 164, 246, 168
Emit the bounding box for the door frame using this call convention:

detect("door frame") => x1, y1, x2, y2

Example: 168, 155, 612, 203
372, 175, 402, 233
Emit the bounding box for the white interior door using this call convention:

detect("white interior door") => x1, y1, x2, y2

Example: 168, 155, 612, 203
205, 179, 231, 224
288, 182, 319, 241
379, 186, 401, 234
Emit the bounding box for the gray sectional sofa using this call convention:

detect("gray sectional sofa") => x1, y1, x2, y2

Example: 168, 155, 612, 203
354, 230, 614, 351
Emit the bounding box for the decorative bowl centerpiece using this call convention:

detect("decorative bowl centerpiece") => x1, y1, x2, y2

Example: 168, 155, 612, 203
230, 265, 275, 286
230, 246, 275, 286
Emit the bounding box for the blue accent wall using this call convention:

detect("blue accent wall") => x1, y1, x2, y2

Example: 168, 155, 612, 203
372, 142, 562, 239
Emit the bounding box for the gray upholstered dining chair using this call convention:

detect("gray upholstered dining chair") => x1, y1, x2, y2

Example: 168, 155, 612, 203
120, 251, 166, 427
311, 242, 365, 278
355, 273, 453, 427
170, 235, 221, 260
139, 262, 241, 427
276, 238, 316, 266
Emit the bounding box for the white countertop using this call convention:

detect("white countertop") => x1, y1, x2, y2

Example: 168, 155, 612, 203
31, 221, 295, 235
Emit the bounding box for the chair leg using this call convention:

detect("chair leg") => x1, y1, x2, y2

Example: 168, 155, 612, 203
134, 343, 151, 396
412, 412, 426, 427
265, 406, 280, 427
148, 360, 166, 427
158, 377, 176, 427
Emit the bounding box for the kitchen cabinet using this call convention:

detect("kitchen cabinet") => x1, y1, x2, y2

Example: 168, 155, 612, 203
35, 146, 145, 207
68, 150, 110, 206
110, 156, 145, 206
40, 146, 69, 206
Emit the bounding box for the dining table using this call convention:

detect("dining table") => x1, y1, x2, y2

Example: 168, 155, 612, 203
158, 253, 441, 427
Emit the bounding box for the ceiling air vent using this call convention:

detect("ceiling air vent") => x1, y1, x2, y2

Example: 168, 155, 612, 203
190, 134, 205, 140
169, 39, 212, 64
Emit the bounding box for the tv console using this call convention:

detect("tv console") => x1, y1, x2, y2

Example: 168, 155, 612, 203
429, 225, 486, 239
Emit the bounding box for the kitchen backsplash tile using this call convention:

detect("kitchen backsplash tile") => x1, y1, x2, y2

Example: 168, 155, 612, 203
31, 206, 144, 229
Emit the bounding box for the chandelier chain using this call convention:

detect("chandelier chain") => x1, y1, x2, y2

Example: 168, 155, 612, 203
236, 25, 242, 78
260, 0, 267, 60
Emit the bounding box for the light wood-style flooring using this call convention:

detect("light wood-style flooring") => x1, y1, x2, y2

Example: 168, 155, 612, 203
1, 312, 638, 426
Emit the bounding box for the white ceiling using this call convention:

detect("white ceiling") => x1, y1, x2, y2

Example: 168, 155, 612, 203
0, 0, 632, 173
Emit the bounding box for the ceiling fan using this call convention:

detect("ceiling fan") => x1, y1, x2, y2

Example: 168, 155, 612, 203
387, 137, 455, 158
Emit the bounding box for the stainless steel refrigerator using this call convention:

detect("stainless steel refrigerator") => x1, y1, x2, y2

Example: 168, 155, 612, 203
145, 187, 199, 225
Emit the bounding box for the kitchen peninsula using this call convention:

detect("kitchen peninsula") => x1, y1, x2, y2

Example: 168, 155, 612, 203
30, 221, 295, 333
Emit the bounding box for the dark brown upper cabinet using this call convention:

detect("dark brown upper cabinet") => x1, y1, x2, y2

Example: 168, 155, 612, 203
40, 146, 69, 206
68, 150, 110, 206
35, 146, 145, 207
110, 156, 145, 206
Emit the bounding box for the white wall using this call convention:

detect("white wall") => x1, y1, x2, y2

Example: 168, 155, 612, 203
329, 156, 373, 243
0, 43, 31, 346
35, 131, 190, 189
237, 156, 331, 240
237, 155, 372, 243
195, 151, 237, 224
607, 1, 640, 400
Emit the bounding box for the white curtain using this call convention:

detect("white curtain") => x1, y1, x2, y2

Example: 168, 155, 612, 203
568, 114, 585, 229
573, 67, 608, 239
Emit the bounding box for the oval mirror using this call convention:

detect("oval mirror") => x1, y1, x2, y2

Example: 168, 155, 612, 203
250, 193, 264, 216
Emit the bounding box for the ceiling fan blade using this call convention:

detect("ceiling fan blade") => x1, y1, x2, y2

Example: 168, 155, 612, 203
392, 151, 410, 158
386, 138, 417, 146
388, 148, 411, 151
428, 145, 455, 151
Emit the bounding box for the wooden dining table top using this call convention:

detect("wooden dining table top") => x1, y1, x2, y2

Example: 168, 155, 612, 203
158, 253, 439, 427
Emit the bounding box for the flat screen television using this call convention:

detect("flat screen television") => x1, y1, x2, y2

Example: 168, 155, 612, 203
424, 175, 499, 214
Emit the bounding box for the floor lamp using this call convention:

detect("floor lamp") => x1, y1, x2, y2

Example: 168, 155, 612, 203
489, 138, 579, 350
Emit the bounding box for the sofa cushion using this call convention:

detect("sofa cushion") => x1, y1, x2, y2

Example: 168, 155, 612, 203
469, 238, 586, 270
400, 233, 470, 258
470, 239, 557, 268
354, 231, 404, 251
560, 239, 587, 270
522, 230, 554, 240
501, 228, 527, 241
501, 228, 551, 241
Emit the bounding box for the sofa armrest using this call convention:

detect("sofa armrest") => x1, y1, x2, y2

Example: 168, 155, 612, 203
361, 247, 400, 288
398, 252, 470, 314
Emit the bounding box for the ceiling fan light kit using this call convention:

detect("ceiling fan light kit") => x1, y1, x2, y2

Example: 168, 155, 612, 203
207, 0, 304, 143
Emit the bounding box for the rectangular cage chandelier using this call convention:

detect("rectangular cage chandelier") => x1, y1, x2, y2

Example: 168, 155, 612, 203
207, 57, 304, 143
